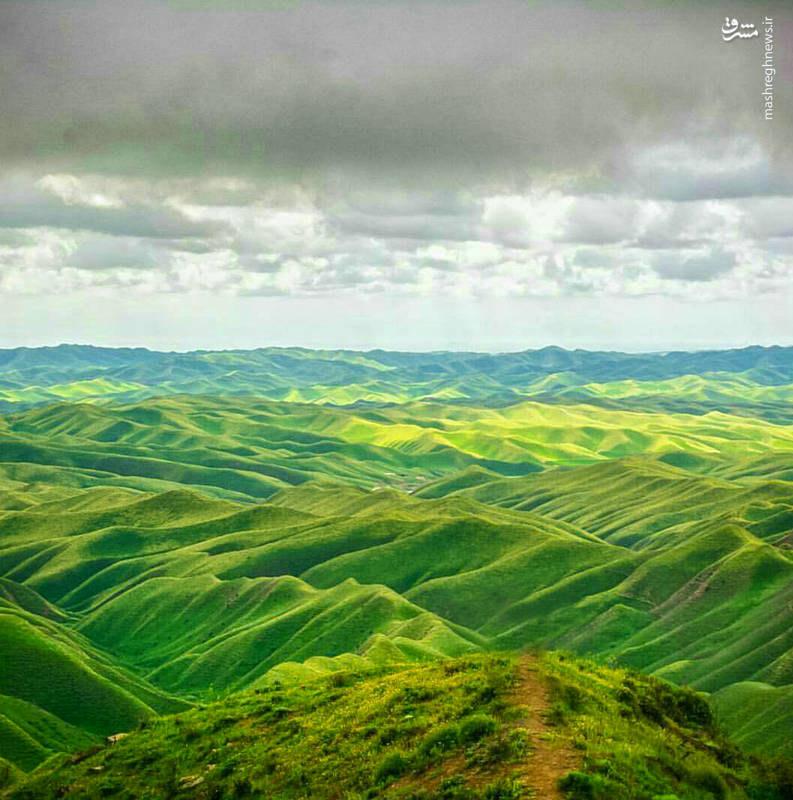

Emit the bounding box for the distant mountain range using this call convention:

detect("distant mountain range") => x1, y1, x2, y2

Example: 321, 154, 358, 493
1, 344, 793, 420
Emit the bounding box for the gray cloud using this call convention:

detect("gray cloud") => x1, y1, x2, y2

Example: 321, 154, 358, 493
560, 196, 638, 245
620, 141, 793, 202
0, 230, 34, 247
0, 175, 224, 238
652, 248, 737, 282
321, 189, 483, 244
329, 210, 481, 242
1, 0, 791, 190
0, 0, 791, 333
66, 236, 167, 271
740, 198, 793, 240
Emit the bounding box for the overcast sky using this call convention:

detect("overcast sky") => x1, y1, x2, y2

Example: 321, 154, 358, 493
1, 0, 792, 352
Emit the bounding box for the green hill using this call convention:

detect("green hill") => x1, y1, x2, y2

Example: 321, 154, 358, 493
2, 344, 793, 422
0, 457, 791, 768
0, 586, 189, 770
79, 575, 485, 695
4, 651, 793, 800
2, 393, 792, 505
1, 345, 792, 776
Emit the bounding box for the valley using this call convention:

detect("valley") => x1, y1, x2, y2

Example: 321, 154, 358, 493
0, 344, 791, 797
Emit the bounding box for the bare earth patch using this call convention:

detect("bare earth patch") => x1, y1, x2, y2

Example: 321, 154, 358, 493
390, 653, 578, 798
511, 653, 578, 799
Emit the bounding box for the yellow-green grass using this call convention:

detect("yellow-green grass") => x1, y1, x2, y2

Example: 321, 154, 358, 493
416, 457, 793, 549
0, 460, 791, 755
544, 372, 793, 403
0, 379, 147, 407
2, 355, 793, 773
2, 395, 793, 509
3, 344, 793, 422
4, 651, 791, 800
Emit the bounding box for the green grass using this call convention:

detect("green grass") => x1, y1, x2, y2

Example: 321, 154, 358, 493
0, 451, 791, 766
2, 654, 524, 799
80, 575, 485, 694
1, 344, 792, 773
0, 610, 188, 733
2, 344, 792, 420
0, 695, 94, 772
2, 387, 793, 504
4, 652, 792, 800
540, 652, 793, 800
0, 589, 189, 769
711, 682, 793, 756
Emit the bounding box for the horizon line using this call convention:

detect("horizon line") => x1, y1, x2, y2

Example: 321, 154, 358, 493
1, 342, 791, 358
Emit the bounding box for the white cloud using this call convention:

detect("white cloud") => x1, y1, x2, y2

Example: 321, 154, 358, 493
1, 155, 792, 309
37, 174, 124, 209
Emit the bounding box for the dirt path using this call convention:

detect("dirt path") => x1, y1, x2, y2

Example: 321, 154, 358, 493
509, 653, 578, 799
389, 654, 578, 798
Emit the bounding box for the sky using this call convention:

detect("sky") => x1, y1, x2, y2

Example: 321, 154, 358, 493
1, 0, 792, 353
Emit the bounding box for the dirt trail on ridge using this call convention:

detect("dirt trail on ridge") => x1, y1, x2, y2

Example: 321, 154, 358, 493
510, 653, 579, 799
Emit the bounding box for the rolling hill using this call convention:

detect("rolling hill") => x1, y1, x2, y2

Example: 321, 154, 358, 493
0, 344, 791, 778
2, 344, 792, 422
5, 651, 793, 800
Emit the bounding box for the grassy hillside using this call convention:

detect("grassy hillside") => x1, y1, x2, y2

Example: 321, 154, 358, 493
0, 455, 791, 770
711, 681, 793, 756
0, 584, 189, 770
2, 345, 792, 422
1, 344, 791, 775
4, 652, 792, 800
80, 575, 485, 695
2, 393, 793, 505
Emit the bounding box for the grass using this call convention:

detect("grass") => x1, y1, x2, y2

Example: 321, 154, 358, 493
2, 385, 793, 505
0, 450, 791, 767
0, 695, 94, 772
3, 654, 525, 799
542, 652, 793, 800
4, 652, 793, 800
711, 682, 793, 756
0, 609, 188, 735
1, 344, 792, 773
2, 344, 792, 421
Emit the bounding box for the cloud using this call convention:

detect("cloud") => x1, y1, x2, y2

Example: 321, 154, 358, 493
2, 178, 791, 302
0, 175, 224, 238
0, 0, 790, 189
740, 198, 793, 240
652, 248, 737, 282
66, 236, 167, 271
560, 196, 639, 245
0, 0, 791, 337
622, 140, 793, 201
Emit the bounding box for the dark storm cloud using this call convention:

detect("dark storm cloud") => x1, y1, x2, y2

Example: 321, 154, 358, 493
0, 0, 791, 305
1, 0, 790, 188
